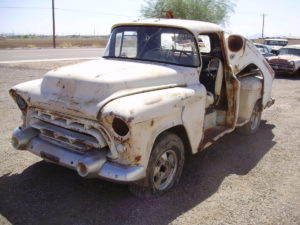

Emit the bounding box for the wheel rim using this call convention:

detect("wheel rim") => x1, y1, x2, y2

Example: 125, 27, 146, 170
153, 149, 178, 191
250, 106, 261, 130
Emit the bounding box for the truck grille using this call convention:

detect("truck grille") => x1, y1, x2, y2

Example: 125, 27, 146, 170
269, 63, 294, 71
28, 108, 107, 152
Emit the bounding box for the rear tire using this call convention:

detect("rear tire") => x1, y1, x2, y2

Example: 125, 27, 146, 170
236, 102, 262, 135
129, 132, 185, 198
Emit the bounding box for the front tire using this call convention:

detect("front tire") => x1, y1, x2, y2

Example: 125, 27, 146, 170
129, 132, 185, 198
236, 102, 262, 135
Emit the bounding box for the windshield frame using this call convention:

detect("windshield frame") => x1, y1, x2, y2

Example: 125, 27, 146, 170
103, 25, 201, 68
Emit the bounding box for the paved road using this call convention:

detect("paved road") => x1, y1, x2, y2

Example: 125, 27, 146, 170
0, 48, 105, 63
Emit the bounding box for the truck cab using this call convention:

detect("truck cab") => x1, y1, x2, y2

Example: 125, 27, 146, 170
10, 19, 274, 197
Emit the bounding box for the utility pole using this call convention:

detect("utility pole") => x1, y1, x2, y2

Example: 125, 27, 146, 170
52, 0, 56, 48
261, 13, 267, 38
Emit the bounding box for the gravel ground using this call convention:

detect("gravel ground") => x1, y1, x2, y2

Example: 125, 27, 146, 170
0, 61, 299, 225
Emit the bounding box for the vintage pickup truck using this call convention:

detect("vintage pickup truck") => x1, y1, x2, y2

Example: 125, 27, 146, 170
10, 18, 274, 197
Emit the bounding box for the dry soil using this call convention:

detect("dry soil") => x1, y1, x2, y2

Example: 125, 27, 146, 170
0, 61, 299, 225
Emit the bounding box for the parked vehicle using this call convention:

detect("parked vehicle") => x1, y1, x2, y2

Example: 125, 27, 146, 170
264, 38, 288, 55
267, 45, 300, 76
254, 43, 275, 58
10, 19, 275, 197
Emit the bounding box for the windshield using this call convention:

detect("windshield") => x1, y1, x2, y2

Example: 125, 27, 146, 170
279, 48, 300, 56
255, 45, 265, 53
104, 26, 200, 67
264, 40, 287, 46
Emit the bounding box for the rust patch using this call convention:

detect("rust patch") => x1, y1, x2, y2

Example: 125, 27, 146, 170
227, 78, 238, 124
127, 116, 134, 123
9, 89, 28, 114
134, 155, 141, 162
150, 119, 154, 126
9, 89, 17, 98
198, 126, 228, 152
84, 99, 97, 105
234, 65, 239, 73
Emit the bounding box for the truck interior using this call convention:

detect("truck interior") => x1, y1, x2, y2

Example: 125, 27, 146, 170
198, 32, 232, 149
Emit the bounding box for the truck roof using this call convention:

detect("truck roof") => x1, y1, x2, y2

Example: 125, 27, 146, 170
112, 18, 223, 36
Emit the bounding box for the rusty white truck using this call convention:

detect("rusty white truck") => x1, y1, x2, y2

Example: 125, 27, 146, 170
10, 19, 275, 197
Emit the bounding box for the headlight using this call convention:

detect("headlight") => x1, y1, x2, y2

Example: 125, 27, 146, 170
15, 95, 27, 110
9, 90, 28, 110
112, 117, 129, 137
290, 61, 295, 67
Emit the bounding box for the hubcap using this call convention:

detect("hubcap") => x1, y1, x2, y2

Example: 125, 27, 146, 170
153, 150, 178, 191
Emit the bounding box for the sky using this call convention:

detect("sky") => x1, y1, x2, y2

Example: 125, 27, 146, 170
0, 0, 300, 38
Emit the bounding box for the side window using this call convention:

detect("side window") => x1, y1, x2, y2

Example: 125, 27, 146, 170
198, 35, 211, 53
114, 31, 137, 57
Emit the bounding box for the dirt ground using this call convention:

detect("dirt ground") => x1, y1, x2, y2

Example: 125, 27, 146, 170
0, 61, 299, 225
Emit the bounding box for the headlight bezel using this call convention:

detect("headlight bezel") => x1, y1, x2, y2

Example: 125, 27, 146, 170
112, 117, 130, 137
15, 94, 27, 110
9, 89, 28, 111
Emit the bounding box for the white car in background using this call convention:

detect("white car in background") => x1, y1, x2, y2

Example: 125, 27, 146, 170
264, 38, 288, 55
267, 45, 300, 76
254, 43, 275, 58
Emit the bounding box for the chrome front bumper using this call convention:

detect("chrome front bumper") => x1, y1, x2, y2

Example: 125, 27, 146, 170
12, 127, 146, 183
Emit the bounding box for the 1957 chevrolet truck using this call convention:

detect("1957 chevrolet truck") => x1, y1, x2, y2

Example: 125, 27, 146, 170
10, 18, 275, 197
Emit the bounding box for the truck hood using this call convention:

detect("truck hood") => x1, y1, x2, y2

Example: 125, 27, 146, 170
268, 54, 300, 62
12, 58, 197, 120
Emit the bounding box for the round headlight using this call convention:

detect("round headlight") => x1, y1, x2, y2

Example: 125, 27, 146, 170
15, 95, 27, 110
290, 61, 295, 67
112, 117, 129, 137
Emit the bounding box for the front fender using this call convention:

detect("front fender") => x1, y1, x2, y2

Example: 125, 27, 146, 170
100, 85, 206, 167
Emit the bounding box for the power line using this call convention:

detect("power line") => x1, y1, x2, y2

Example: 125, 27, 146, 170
0, 6, 50, 10
57, 8, 137, 18
0, 6, 137, 18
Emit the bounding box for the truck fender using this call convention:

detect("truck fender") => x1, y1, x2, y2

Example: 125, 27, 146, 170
100, 84, 206, 167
